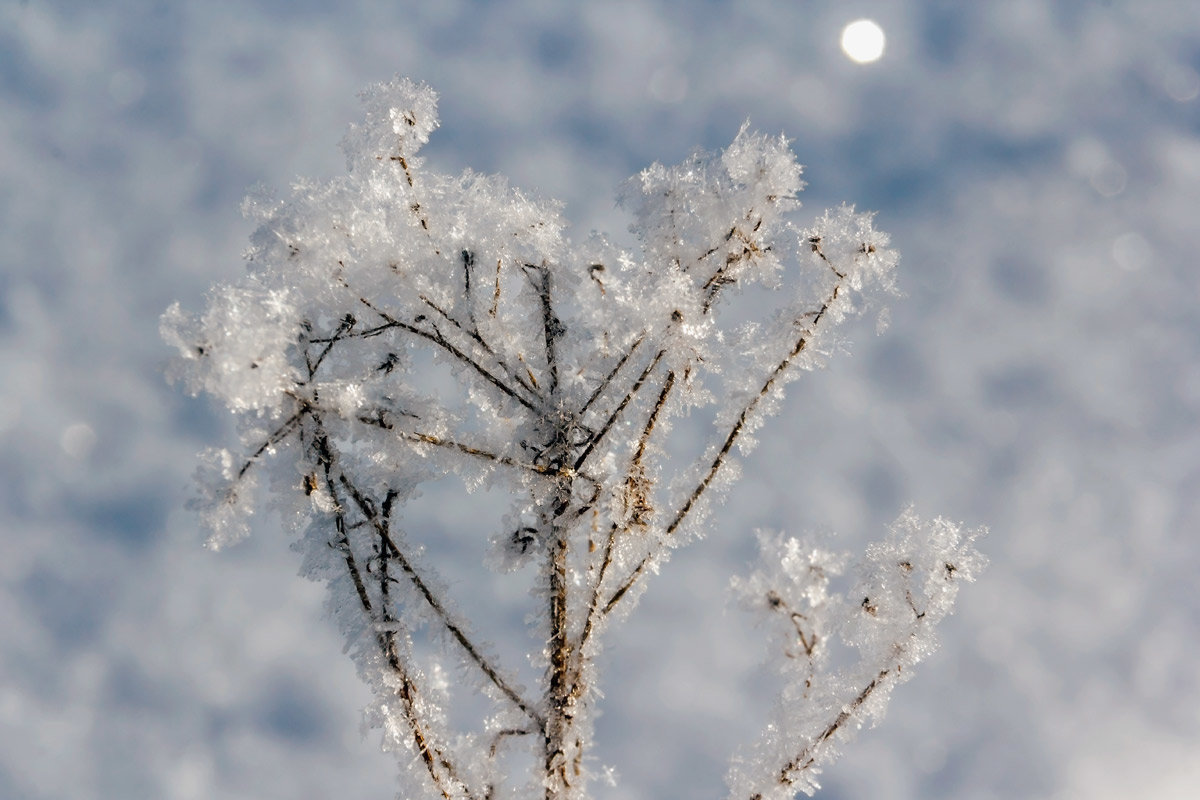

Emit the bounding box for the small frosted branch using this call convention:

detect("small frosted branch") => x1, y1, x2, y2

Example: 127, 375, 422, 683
356, 298, 544, 414
337, 473, 544, 730
573, 349, 665, 473
314, 423, 476, 798
419, 292, 540, 398
576, 332, 645, 418
727, 511, 985, 799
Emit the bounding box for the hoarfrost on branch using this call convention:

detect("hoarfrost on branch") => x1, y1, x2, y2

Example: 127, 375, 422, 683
164, 77, 984, 800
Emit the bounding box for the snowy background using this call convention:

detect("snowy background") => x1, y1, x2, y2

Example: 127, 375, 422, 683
2, 1, 1198, 798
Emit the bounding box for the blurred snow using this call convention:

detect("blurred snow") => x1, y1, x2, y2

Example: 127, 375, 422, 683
1, 1, 1197, 798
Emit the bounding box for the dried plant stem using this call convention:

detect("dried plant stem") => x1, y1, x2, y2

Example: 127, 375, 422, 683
310, 416, 472, 799
166, 79, 966, 800
602, 277, 847, 617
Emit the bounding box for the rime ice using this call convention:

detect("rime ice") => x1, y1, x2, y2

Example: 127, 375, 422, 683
164, 77, 982, 800
728, 511, 985, 798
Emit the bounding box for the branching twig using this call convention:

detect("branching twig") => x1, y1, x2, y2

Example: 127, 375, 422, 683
577, 332, 645, 418
580, 370, 676, 648
602, 279, 846, 617
310, 416, 474, 800
753, 669, 890, 800
356, 296, 543, 413
235, 412, 303, 480
420, 292, 539, 397
304, 313, 357, 379
167, 80, 954, 800
666, 283, 843, 538
573, 349, 666, 472
336, 470, 545, 731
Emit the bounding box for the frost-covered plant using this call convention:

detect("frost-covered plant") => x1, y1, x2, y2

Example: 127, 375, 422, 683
164, 77, 983, 800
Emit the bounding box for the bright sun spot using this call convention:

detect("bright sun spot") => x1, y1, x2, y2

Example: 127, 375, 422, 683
841, 19, 886, 64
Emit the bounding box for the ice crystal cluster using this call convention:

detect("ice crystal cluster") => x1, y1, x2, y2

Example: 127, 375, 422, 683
163, 77, 983, 800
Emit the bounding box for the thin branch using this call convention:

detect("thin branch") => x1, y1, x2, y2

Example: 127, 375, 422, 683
572, 299, 690, 471
356, 296, 543, 413
461, 249, 477, 331
601, 558, 649, 616
309, 420, 472, 799
584, 521, 620, 625
397, 427, 541, 474
665, 285, 842, 538
420, 292, 539, 397
572, 349, 666, 472
488, 727, 536, 758
754, 669, 891, 800
304, 313, 357, 379
579, 370, 675, 651
379, 487, 400, 618
337, 472, 546, 731
534, 263, 562, 397
623, 369, 676, 525
355, 411, 574, 482
235, 412, 303, 480
603, 283, 846, 617
759, 565, 935, 797
700, 222, 765, 313
766, 591, 818, 659
576, 331, 645, 419
490, 258, 502, 318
